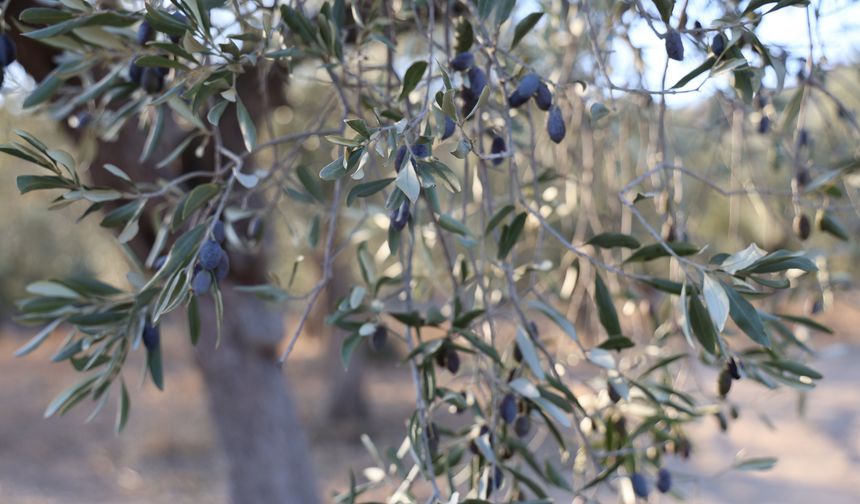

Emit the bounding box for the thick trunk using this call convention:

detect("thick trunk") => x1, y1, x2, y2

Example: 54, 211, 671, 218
322, 257, 370, 421
196, 286, 320, 504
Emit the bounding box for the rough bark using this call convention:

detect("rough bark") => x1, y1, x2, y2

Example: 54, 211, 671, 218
196, 286, 320, 504
324, 256, 369, 422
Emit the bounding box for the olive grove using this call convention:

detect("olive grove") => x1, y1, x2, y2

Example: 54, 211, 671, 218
1, 0, 858, 502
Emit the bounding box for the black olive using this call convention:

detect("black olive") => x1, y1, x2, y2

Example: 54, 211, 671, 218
499, 393, 517, 424
370, 325, 387, 351
534, 81, 553, 111
656, 468, 672, 493
0, 34, 16, 67
142, 321, 160, 351
547, 105, 566, 143
712, 32, 726, 56
665, 30, 684, 61
631, 472, 650, 498
450, 52, 474, 71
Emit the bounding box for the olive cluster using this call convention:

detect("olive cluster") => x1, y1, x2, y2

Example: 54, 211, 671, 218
128, 13, 187, 94
507, 73, 566, 144
451, 51, 569, 164
142, 319, 160, 351
630, 467, 672, 498
0, 34, 16, 89
450, 51, 487, 119
191, 221, 230, 295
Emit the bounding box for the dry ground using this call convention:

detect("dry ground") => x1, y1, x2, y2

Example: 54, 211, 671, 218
0, 300, 858, 504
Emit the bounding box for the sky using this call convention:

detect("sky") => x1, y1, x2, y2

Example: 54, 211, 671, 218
620, 0, 860, 106
2, 1, 858, 110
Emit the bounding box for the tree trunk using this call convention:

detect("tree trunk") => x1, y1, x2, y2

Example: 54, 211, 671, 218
196, 286, 320, 504
322, 256, 370, 422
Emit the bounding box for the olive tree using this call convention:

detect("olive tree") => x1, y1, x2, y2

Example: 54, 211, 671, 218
1, 0, 857, 502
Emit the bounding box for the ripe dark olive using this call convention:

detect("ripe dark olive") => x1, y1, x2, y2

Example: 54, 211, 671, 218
797, 128, 809, 147
441, 116, 456, 140
547, 105, 566, 143
712, 32, 726, 56
446, 348, 461, 374
534, 81, 552, 111
390, 201, 411, 231
213, 220, 226, 243
0, 34, 16, 67
137, 20, 154, 46
608, 383, 621, 403
191, 270, 212, 295
140, 67, 165, 94
486, 466, 504, 494
393, 145, 408, 173
467, 66, 486, 96
215, 250, 230, 281
514, 414, 531, 437
727, 357, 741, 380
677, 437, 692, 459
795, 169, 811, 189
169, 12, 188, 44
142, 321, 160, 351
794, 213, 811, 241
490, 135, 506, 165
0, 71, 4, 89
450, 51, 474, 71
507, 73, 540, 108
717, 369, 732, 398
516, 73, 540, 97
199, 240, 224, 270
411, 143, 430, 158
508, 73, 540, 108
665, 30, 684, 61
758, 116, 770, 134
128, 62, 144, 86
435, 347, 447, 368
693, 20, 703, 30
461, 87, 479, 117
507, 89, 529, 108
153, 255, 167, 270
811, 297, 824, 314
499, 393, 517, 424
370, 325, 387, 352
490, 466, 503, 489
513, 345, 523, 363
630, 472, 650, 498
657, 468, 672, 493
756, 94, 768, 110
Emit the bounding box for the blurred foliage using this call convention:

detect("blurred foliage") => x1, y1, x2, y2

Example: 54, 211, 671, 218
1, 0, 859, 502
0, 111, 126, 320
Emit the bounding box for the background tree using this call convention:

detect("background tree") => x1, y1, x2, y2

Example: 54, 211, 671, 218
1, 0, 858, 503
